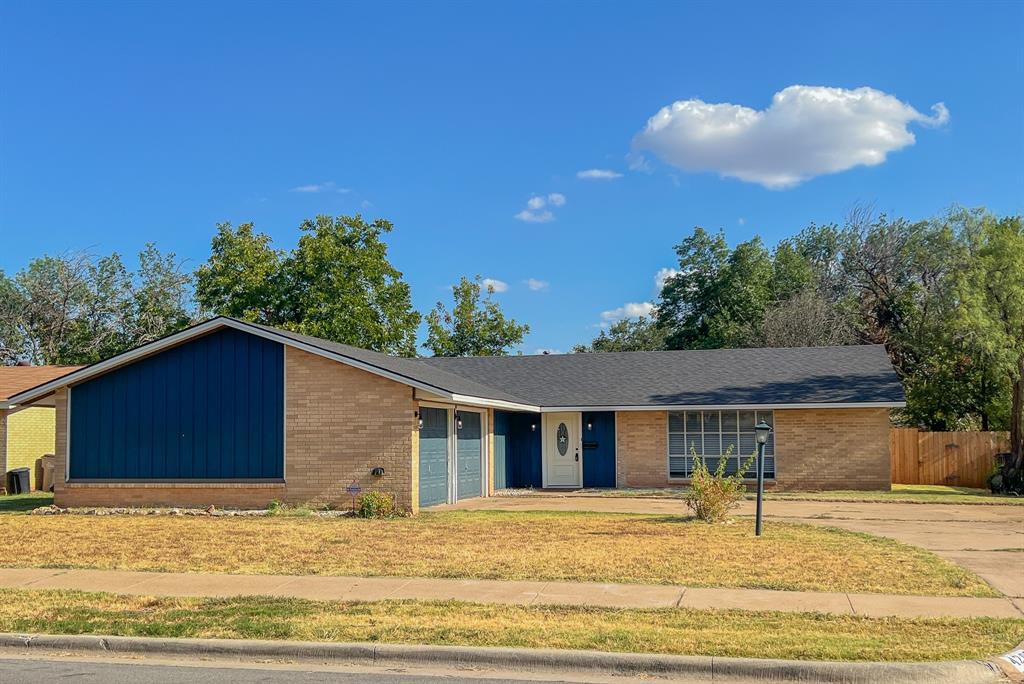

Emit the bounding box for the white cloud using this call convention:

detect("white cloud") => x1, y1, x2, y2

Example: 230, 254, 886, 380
514, 209, 554, 223
291, 181, 351, 194
737, 217, 746, 226
632, 85, 950, 189
655, 267, 679, 292
525, 278, 549, 291
482, 278, 508, 293
577, 168, 623, 180
601, 301, 655, 323
515, 193, 565, 222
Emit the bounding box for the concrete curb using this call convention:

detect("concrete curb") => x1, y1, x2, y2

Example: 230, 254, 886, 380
0, 632, 1005, 683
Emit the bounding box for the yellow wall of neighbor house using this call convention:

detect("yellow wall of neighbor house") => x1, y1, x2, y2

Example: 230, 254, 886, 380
4, 407, 56, 490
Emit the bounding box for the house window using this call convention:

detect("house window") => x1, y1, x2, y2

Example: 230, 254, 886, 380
668, 410, 775, 479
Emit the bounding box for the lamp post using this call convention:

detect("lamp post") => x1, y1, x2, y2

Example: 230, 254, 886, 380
754, 419, 773, 537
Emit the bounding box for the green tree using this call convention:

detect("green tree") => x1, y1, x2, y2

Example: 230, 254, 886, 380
288, 215, 421, 356
657, 227, 773, 349
194, 222, 285, 324
572, 316, 667, 353
424, 275, 529, 357
958, 214, 1024, 489
126, 243, 193, 346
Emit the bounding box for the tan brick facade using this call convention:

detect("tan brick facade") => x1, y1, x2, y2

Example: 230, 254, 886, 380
614, 408, 891, 491
54, 347, 422, 512
773, 407, 891, 490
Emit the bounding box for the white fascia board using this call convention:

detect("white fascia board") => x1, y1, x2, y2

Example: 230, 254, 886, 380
539, 401, 906, 412
449, 394, 540, 413
7, 317, 459, 406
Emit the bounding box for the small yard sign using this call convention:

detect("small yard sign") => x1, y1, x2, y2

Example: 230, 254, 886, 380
346, 481, 362, 511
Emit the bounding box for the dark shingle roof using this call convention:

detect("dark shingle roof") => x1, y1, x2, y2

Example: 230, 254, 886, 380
422, 345, 905, 407
244, 320, 903, 408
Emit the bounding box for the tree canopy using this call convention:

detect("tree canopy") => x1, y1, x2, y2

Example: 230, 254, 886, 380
424, 276, 529, 357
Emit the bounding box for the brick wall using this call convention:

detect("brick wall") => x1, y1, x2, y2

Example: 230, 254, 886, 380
283, 346, 417, 511
614, 407, 891, 491
615, 411, 668, 487
54, 347, 421, 512
773, 407, 891, 491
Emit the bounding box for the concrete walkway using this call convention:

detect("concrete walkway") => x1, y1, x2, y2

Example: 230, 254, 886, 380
1, 567, 1021, 619
445, 495, 1024, 602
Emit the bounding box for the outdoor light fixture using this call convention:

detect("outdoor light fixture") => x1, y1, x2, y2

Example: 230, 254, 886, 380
371, 467, 385, 477
586, 421, 593, 431
753, 420, 773, 537
414, 410, 423, 430
455, 411, 463, 430
530, 423, 536, 432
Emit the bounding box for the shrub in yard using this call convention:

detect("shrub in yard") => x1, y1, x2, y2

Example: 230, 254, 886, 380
355, 491, 397, 518
265, 500, 283, 516
685, 447, 755, 523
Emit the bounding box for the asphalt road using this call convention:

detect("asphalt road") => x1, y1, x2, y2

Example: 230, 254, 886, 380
0, 656, 716, 683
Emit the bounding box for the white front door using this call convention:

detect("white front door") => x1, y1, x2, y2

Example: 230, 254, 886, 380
543, 412, 582, 487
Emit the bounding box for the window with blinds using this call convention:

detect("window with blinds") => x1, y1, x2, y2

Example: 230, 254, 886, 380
668, 410, 775, 479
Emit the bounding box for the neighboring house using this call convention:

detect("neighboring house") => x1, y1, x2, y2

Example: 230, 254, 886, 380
1, 365, 83, 492
7, 317, 905, 512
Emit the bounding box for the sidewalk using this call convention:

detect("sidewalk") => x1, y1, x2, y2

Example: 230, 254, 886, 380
2, 567, 1021, 619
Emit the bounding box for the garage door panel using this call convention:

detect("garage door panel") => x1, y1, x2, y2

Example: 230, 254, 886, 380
457, 411, 482, 500
418, 407, 449, 507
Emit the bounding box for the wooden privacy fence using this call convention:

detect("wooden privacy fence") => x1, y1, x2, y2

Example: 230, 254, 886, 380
890, 428, 1010, 488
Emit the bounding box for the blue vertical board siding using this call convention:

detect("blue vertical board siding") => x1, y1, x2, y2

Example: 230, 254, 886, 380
493, 412, 509, 490
418, 407, 449, 507
456, 411, 482, 500
582, 411, 616, 488
495, 411, 542, 488
69, 327, 284, 480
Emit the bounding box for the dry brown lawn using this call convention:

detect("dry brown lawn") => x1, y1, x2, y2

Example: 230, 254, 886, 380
0, 589, 1020, 662
0, 510, 995, 596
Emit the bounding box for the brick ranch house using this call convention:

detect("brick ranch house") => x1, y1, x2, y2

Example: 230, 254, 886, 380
7, 317, 905, 513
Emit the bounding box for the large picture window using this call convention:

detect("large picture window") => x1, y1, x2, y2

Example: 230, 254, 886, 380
668, 410, 775, 479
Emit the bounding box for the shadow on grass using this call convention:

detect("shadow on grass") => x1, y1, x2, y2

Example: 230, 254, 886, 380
0, 492, 53, 514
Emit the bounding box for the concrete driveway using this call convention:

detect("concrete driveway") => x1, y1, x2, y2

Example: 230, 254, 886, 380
446, 495, 1024, 601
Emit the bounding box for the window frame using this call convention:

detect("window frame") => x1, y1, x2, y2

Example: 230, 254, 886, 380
667, 409, 776, 480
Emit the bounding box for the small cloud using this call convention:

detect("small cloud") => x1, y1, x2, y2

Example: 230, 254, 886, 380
577, 168, 623, 180
515, 193, 565, 223
291, 181, 349, 193
515, 209, 554, 223
627, 152, 652, 174
633, 85, 950, 189
738, 217, 746, 226
360, 199, 373, 209
524, 278, 549, 291
482, 278, 508, 293
601, 301, 655, 323
655, 268, 680, 292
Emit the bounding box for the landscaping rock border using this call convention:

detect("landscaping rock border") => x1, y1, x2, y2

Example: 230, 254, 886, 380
29, 504, 352, 518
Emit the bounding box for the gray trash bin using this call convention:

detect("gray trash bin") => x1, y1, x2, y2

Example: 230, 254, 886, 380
6, 468, 30, 495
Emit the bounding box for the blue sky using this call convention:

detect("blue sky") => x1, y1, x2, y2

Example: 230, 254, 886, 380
2, 1, 1021, 354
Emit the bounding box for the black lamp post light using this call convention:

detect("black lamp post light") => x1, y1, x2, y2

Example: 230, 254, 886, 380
753, 419, 773, 537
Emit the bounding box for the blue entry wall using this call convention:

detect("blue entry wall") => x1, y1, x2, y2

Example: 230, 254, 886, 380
493, 411, 542, 489
69, 327, 284, 480
582, 411, 616, 488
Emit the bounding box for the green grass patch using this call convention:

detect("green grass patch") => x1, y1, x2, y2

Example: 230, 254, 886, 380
0, 510, 997, 597
0, 492, 53, 514
0, 589, 1020, 662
